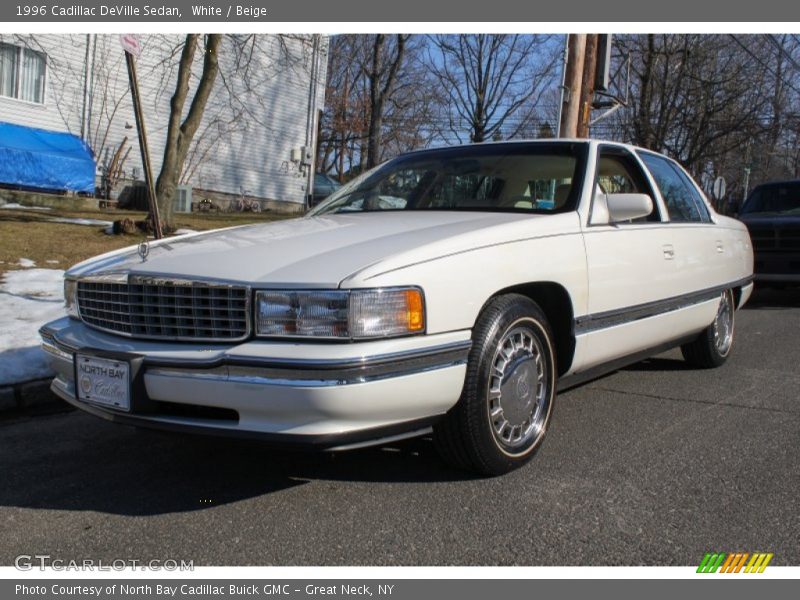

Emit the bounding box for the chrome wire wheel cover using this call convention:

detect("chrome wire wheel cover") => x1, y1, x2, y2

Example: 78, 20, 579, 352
487, 321, 549, 454
713, 290, 734, 356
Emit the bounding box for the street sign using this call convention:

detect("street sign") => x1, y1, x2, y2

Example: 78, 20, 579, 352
120, 34, 142, 58
713, 176, 727, 200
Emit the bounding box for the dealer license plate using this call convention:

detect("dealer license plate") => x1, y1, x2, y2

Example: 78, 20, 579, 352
75, 354, 131, 411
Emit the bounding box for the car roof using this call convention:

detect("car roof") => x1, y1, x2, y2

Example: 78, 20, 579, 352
394, 138, 657, 160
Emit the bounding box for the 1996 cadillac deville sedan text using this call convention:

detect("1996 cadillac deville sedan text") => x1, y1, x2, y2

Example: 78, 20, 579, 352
40, 140, 754, 475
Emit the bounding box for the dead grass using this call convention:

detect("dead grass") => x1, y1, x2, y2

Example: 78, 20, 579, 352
0, 206, 293, 278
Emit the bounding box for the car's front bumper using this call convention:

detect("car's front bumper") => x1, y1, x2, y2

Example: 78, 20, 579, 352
40, 317, 471, 449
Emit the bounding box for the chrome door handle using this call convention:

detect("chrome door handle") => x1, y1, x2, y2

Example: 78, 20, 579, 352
662, 244, 675, 260
716, 240, 724, 253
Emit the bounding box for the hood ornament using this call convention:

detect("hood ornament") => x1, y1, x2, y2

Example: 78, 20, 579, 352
137, 240, 150, 262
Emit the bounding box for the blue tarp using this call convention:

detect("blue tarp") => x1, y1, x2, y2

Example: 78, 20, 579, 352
0, 121, 95, 193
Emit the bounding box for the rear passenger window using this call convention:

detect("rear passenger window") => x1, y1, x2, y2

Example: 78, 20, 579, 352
640, 153, 706, 223
672, 166, 711, 222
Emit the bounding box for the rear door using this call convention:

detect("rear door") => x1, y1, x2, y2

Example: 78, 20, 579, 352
637, 152, 731, 294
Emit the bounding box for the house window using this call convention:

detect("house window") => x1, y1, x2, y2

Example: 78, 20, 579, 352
0, 43, 46, 104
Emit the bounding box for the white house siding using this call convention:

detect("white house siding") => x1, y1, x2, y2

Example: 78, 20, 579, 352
0, 35, 87, 134
0, 34, 328, 209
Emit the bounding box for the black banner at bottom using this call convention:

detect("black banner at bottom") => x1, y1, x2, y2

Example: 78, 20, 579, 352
3, 579, 796, 600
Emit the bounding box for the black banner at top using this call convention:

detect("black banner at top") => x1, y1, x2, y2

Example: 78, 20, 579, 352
2, 0, 800, 22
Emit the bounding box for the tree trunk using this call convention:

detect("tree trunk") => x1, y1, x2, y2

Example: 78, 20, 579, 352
364, 34, 406, 169
366, 111, 383, 167
155, 34, 222, 228
636, 34, 656, 148
472, 97, 485, 142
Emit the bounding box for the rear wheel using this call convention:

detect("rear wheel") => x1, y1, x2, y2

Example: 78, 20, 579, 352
681, 289, 735, 368
434, 294, 557, 476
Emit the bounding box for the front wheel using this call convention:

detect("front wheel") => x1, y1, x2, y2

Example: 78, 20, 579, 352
681, 288, 735, 368
434, 294, 557, 476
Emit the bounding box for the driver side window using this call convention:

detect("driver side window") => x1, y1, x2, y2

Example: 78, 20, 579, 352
594, 148, 660, 223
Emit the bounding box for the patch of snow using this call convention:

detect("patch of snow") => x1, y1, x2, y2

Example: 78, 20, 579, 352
0, 268, 65, 385
17, 258, 36, 268
0, 203, 51, 211
47, 217, 113, 227
173, 228, 197, 235
46, 259, 60, 264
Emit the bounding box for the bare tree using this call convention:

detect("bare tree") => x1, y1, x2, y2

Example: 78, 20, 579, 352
317, 34, 439, 179
428, 34, 558, 143
362, 34, 407, 168
316, 35, 368, 179
151, 34, 318, 195
154, 34, 222, 226
378, 39, 443, 158
614, 35, 774, 167
602, 34, 800, 207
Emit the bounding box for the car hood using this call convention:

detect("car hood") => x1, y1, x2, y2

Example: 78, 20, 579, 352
67, 211, 578, 287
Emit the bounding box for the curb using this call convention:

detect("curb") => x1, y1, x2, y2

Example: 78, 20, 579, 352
0, 377, 73, 417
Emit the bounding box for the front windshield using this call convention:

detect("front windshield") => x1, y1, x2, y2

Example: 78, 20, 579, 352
308, 143, 588, 216
741, 183, 800, 215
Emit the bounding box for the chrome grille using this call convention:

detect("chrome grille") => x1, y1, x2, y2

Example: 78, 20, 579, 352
780, 227, 800, 250
747, 224, 800, 253
747, 226, 776, 252
77, 277, 249, 341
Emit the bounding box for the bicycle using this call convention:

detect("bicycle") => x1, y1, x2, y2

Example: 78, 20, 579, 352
229, 188, 262, 213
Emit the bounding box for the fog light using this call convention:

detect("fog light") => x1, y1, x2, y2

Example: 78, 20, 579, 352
64, 278, 79, 319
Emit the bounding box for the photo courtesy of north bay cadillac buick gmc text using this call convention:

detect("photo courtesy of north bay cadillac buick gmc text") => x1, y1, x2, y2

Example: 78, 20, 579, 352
39, 140, 754, 476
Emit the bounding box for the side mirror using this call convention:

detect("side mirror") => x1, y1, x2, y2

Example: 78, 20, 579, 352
606, 193, 653, 223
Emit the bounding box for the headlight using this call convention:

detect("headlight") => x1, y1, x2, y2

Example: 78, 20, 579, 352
64, 278, 80, 319
255, 287, 425, 339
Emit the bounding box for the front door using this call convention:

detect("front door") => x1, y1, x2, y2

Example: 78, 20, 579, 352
579, 145, 677, 369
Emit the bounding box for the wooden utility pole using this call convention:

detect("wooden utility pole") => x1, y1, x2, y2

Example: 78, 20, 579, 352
338, 69, 349, 183
124, 49, 163, 239
559, 34, 586, 138
577, 34, 599, 138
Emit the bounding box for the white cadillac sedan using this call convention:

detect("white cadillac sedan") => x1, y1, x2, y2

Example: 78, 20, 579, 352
40, 140, 753, 475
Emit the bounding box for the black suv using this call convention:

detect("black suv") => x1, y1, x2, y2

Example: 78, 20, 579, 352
739, 180, 800, 284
